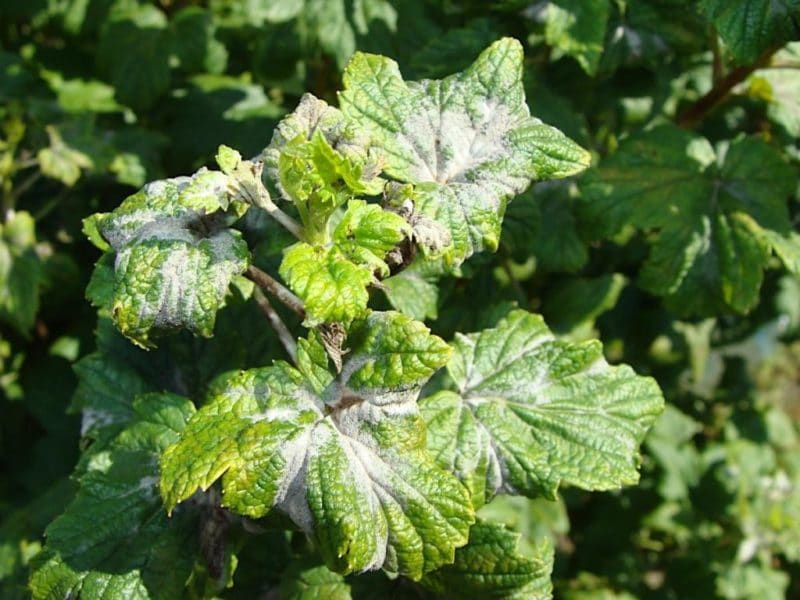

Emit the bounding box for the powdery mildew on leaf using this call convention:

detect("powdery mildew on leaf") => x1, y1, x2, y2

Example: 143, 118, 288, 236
420, 309, 664, 505
91, 171, 249, 347
339, 37, 590, 265
160, 312, 470, 579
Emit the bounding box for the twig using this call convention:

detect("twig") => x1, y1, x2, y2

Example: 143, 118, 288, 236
252, 288, 297, 361
7, 170, 42, 207
245, 265, 305, 318
677, 46, 779, 128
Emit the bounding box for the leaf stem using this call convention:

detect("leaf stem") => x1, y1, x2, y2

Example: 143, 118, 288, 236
252, 288, 297, 362
256, 195, 304, 239
677, 46, 779, 128
245, 265, 305, 318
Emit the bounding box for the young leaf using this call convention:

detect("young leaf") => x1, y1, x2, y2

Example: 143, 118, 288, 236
160, 311, 471, 579
421, 520, 553, 600
339, 37, 590, 265
29, 394, 199, 600
420, 309, 663, 505
699, 0, 800, 63
279, 200, 410, 326
280, 243, 374, 326
580, 126, 799, 317
89, 172, 249, 347
264, 94, 384, 241
0, 211, 43, 334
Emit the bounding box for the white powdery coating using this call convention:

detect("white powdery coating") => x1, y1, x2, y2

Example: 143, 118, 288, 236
399, 97, 514, 185
456, 323, 553, 396
271, 427, 315, 532
80, 408, 117, 436
275, 421, 388, 571
114, 227, 244, 331
134, 475, 160, 497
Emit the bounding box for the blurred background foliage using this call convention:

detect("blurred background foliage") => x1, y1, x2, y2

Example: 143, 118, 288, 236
2, 1, 799, 598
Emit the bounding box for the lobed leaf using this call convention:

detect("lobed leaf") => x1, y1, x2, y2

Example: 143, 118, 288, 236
580, 125, 800, 316
339, 37, 590, 266
160, 312, 470, 579
89, 171, 249, 347
420, 309, 664, 505
29, 394, 198, 600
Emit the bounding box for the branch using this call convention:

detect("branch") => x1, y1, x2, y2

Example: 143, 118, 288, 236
252, 288, 297, 362
677, 46, 779, 128
245, 265, 305, 318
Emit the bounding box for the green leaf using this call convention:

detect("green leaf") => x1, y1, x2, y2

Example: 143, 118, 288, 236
70, 352, 153, 442
98, 5, 172, 110
334, 200, 412, 261
279, 200, 410, 326
645, 405, 703, 501
0, 211, 43, 334
382, 265, 440, 321
160, 311, 470, 579
544, 0, 611, 75
700, 0, 800, 63
29, 394, 198, 600
336, 310, 452, 394
420, 309, 663, 504
90, 172, 250, 347
49, 78, 122, 114
37, 126, 93, 186
422, 520, 553, 600
407, 19, 502, 79
278, 560, 351, 600
340, 38, 590, 266
171, 7, 227, 74
302, 0, 397, 68
716, 562, 789, 600
580, 126, 799, 316
542, 274, 626, 336
280, 242, 373, 326
502, 181, 588, 273
166, 74, 283, 163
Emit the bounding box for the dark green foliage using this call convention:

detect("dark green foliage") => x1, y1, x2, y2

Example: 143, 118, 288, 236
2, 2, 799, 599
